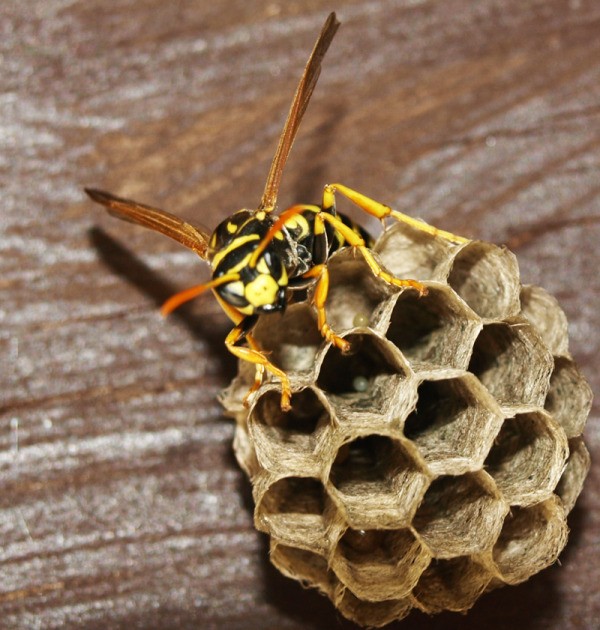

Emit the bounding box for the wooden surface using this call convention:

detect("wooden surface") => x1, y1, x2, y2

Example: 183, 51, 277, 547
2, 1, 599, 628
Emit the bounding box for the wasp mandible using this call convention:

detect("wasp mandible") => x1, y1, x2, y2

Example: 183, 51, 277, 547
86, 12, 468, 411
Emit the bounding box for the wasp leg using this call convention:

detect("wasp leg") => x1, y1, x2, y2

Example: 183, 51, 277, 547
214, 293, 287, 409
323, 183, 470, 244
317, 212, 429, 296
302, 264, 351, 353
225, 322, 292, 411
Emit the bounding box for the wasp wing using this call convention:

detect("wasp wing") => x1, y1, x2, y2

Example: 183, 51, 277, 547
259, 12, 340, 212
85, 188, 210, 260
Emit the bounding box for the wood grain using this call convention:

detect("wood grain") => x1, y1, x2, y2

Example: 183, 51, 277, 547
1, 1, 598, 628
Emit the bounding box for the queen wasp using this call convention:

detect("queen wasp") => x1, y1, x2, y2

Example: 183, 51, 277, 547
86, 12, 468, 410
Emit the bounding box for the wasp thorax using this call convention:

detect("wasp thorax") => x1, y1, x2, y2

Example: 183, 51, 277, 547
222, 222, 592, 628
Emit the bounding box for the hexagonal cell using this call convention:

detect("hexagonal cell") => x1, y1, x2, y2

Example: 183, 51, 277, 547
331, 528, 430, 602
270, 542, 334, 595
256, 476, 329, 552
413, 556, 492, 614
555, 437, 591, 514
249, 388, 332, 471
374, 221, 459, 282
322, 248, 394, 332
404, 375, 503, 475
334, 586, 413, 628
468, 321, 554, 408
520, 285, 569, 356
328, 434, 430, 530
252, 303, 322, 375
447, 241, 520, 320
544, 356, 592, 438
485, 411, 568, 507
317, 332, 409, 414
232, 412, 261, 478
413, 472, 507, 558
492, 496, 568, 585
386, 284, 481, 370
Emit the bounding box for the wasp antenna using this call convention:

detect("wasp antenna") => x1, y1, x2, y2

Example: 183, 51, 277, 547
160, 273, 241, 316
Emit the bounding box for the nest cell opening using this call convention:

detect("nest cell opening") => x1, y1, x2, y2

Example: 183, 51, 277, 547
317, 333, 407, 409
413, 472, 506, 558
323, 250, 392, 331
270, 544, 333, 594
261, 476, 326, 517
336, 588, 413, 628
258, 476, 329, 550
555, 437, 591, 514
329, 435, 429, 529
250, 388, 331, 453
468, 322, 553, 407
332, 528, 430, 602
413, 557, 491, 614
485, 412, 567, 506
404, 377, 502, 475
544, 356, 593, 438
374, 222, 456, 282
447, 241, 520, 319
492, 497, 568, 585
252, 303, 322, 373
386, 285, 480, 370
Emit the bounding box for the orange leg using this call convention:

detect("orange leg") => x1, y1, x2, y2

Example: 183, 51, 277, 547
323, 183, 470, 244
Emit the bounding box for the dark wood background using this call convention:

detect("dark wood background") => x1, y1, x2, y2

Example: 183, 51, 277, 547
2, 1, 599, 628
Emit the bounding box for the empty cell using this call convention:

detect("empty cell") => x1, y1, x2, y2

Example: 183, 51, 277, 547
404, 376, 503, 475
386, 285, 481, 370
331, 527, 430, 602
250, 387, 332, 456
413, 472, 507, 558
336, 587, 413, 627
324, 249, 393, 331
555, 437, 591, 514
375, 222, 457, 282
257, 476, 330, 553
492, 496, 568, 585
270, 543, 334, 594
486, 412, 568, 506
544, 356, 593, 438
469, 321, 553, 407
328, 435, 429, 529
447, 241, 520, 319
253, 303, 322, 373
413, 556, 491, 614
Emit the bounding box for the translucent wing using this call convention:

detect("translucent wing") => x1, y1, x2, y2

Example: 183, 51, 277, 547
259, 12, 340, 212
85, 188, 211, 259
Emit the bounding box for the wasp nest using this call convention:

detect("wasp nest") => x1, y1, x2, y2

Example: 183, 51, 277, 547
221, 222, 592, 627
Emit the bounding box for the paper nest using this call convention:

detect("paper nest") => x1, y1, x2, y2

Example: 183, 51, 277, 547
221, 222, 592, 627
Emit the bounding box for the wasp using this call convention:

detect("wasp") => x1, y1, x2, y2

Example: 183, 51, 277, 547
86, 12, 468, 411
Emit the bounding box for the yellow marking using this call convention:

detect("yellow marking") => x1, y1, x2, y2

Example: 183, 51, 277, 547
245, 274, 280, 307
283, 214, 310, 238
226, 222, 238, 234
278, 265, 288, 286
225, 280, 245, 298
256, 258, 270, 275
211, 234, 260, 269
255, 211, 266, 221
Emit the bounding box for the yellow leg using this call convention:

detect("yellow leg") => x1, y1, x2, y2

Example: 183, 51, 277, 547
323, 183, 470, 244
214, 292, 289, 410
225, 324, 291, 411
303, 264, 351, 352
317, 212, 429, 296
